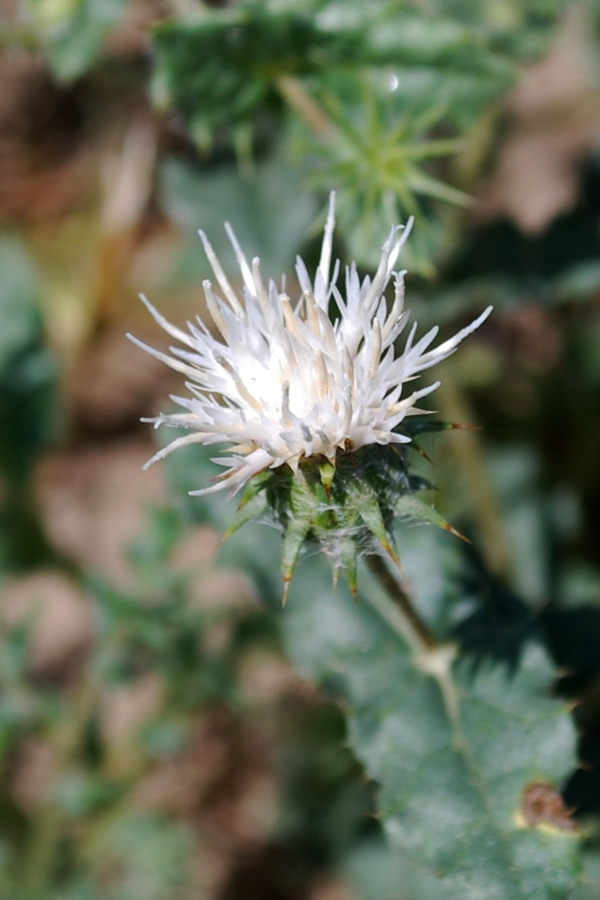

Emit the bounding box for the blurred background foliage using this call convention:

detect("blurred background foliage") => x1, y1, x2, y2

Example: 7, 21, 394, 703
0, 0, 599, 896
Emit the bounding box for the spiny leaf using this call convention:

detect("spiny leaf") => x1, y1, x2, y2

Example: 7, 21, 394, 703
282, 554, 581, 898
347, 479, 398, 563
395, 494, 468, 541
403, 419, 468, 437
407, 475, 436, 493
319, 458, 336, 495
330, 535, 359, 599
223, 471, 272, 538
223, 486, 269, 539
280, 469, 321, 600
281, 519, 313, 606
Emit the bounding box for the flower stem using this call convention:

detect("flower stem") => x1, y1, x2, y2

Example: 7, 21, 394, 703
365, 554, 439, 653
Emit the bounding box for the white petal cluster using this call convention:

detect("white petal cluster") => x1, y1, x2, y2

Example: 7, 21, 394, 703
129, 195, 491, 497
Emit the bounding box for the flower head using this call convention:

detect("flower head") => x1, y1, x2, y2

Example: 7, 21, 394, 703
130, 195, 491, 597
129, 194, 491, 500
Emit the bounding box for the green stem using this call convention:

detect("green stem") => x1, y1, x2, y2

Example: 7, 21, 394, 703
365, 556, 463, 744
365, 554, 439, 653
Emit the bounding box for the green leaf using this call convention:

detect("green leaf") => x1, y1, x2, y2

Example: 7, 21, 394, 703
395, 494, 466, 541
346, 478, 397, 562
280, 469, 321, 598
343, 837, 456, 900
224, 474, 270, 539
152, 0, 564, 275
282, 552, 581, 898
403, 418, 465, 437
151, 1, 517, 142
159, 152, 318, 277
24, 0, 128, 81
329, 534, 359, 597
152, 7, 333, 140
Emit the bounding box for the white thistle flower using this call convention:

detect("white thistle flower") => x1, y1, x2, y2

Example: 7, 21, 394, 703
129, 195, 491, 498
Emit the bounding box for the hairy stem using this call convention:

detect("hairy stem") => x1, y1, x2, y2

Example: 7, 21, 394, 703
364, 556, 465, 752
365, 554, 439, 653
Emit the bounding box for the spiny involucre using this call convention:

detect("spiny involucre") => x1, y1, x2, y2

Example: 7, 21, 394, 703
129, 194, 491, 595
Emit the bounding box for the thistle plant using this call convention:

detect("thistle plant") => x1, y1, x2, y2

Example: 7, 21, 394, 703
3, 2, 597, 896
129, 195, 491, 603
127, 201, 583, 898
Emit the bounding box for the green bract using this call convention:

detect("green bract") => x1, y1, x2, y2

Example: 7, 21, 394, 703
227, 421, 463, 601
